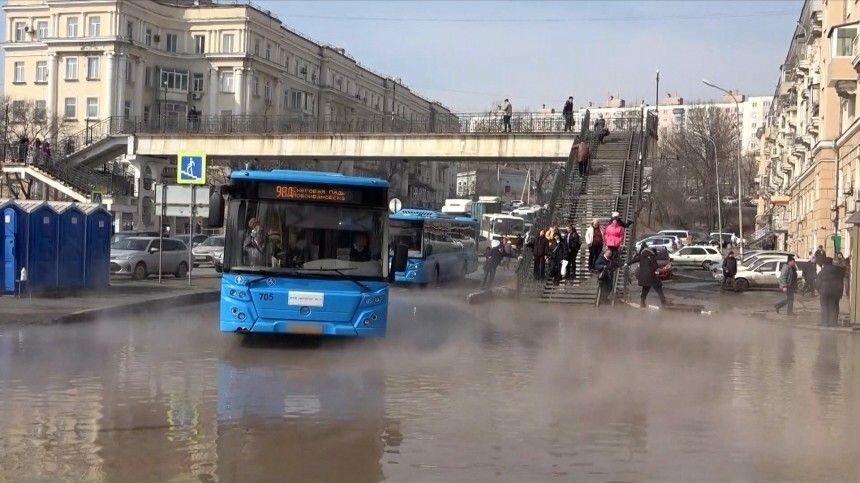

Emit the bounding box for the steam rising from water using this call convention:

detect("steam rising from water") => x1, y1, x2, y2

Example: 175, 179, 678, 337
0, 289, 858, 481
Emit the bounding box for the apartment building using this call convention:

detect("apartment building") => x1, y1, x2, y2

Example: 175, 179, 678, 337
3, 0, 456, 220
755, 0, 860, 258
580, 94, 770, 155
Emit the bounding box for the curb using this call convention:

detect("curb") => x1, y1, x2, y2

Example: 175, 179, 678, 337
621, 300, 711, 314
54, 290, 220, 324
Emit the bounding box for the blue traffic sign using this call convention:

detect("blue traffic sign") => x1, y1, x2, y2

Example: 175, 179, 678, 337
177, 151, 207, 185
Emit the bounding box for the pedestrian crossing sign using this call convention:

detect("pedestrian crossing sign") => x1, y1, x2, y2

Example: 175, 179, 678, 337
177, 151, 207, 185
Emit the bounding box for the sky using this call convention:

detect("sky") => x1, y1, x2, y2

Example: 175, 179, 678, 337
0, 0, 801, 110
257, 0, 800, 111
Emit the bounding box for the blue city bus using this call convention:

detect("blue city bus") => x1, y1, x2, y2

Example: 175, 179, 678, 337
389, 209, 479, 284
207, 169, 407, 337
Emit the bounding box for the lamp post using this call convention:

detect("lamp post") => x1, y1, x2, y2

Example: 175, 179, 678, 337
703, 79, 744, 255
706, 137, 723, 246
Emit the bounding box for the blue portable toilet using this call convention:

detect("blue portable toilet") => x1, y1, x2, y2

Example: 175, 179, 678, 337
2, 200, 27, 294
50, 202, 87, 291
0, 200, 9, 294
82, 204, 112, 289
18, 201, 59, 292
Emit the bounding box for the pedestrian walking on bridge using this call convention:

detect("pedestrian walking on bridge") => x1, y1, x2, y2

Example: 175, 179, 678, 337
563, 96, 575, 132
502, 99, 513, 133
775, 255, 798, 315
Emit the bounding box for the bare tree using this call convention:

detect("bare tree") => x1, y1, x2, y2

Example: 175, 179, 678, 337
653, 106, 739, 231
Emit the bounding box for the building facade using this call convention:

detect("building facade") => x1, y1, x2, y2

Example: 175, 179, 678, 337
3, 0, 456, 224
755, 0, 860, 258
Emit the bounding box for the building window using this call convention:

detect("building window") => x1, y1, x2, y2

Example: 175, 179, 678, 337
219, 71, 234, 93
282, 89, 290, 109
264, 80, 272, 100
35, 100, 47, 122
290, 91, 301, 109
14, 22, 26, 42
124, 100, 132, 120
36, 21, 48, 39
36, 61, 47, 82
87, 56, 100, 80
13, 62, 25, 83
165, 33, 178, 53
254, 38, 260, 56
222, 34, 234, 53
125, 61, 134, 82
12, 101, 26, 122
86, 97, 99, 118
88, 16, 100, 37
194, 35, 205, 54
64, 97, 76, 119
145, 28, 152, 46
66, 16, 79, 37
265, 43, 272, 60
833, 26, 858, 57
253, 76, 259, 97
192, 73, 204, 92
159, 68, 188, 90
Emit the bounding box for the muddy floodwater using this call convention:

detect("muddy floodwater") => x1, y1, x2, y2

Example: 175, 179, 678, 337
2, 290, 860, 481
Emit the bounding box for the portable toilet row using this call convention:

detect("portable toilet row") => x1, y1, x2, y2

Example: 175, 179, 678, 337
0, 199, 112, 294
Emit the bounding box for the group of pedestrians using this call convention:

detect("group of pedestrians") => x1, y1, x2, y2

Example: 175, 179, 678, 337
481, 235, 520, 289
772, 248, 848, 327
12, 135, 52, 164
494, 97, 612, 139
527, 224, 581, 286
585, 212, 634, 305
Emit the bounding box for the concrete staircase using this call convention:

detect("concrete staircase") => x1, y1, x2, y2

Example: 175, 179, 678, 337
2, 117, 134, 201
521, 129, 641, 304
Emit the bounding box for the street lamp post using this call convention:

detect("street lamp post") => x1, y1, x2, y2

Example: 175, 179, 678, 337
703, 79, 744, 256
706, 138, 723, 246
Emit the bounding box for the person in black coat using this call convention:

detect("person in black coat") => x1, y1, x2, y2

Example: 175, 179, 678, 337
594, 248, 617, 306
801, 258, 817, 296
562, 96, 575, 132
564, 225, 581, 280
482, 243, 509, 289
532, 229, 547, 280
630, 245, 667, 307
816, 257, 844, 327
548, 233, 568, 286
722, 251, 738, 291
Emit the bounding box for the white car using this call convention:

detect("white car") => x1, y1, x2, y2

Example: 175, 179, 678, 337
658, 229, 691, 246
634, 236, 677, 253
670, 245, 723, 269
711, 252, 794, 281
732, 258, 796, 292
192, 235, 225, 267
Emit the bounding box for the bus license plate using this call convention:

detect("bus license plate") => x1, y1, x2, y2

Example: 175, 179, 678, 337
286, 323, 323, 335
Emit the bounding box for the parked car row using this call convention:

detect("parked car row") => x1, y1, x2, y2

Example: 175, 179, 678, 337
711, 250, 800, 292
110, 231, 225, 280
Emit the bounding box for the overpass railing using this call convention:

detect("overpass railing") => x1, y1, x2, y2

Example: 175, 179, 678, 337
110, 111, 590, 136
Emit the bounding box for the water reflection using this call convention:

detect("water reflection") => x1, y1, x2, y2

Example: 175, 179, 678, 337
215, 344, 386, 482
3, 298, 860, 480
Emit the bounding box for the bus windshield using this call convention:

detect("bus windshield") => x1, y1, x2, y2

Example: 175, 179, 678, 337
390, 220, 423, 258
224, 199, 387, 279
492, 218, 524, 235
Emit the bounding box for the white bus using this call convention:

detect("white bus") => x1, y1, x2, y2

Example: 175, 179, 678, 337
441, 199, 473, 217
479, 213, 526, 252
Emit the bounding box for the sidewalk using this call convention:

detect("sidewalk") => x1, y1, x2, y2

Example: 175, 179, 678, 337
0, 276, 221, 325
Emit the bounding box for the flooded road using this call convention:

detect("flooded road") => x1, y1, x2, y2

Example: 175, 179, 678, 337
2, 289, 860, 481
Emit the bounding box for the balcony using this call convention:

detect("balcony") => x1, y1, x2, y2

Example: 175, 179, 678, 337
827, 57, 857, 87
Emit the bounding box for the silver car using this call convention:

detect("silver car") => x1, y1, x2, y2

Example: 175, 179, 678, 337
110, 237, 189, 280
192, 235, 225, 267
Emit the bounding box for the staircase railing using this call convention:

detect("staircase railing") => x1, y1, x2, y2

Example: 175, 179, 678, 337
517, 110, 590, 293
608, 115, 643, 302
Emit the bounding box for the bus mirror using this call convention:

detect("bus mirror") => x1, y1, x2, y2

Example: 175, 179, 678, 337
392, 243, 408, 273
207, 185, 225, 228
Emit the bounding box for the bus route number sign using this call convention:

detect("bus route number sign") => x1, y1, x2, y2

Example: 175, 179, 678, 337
262, 183, 360, 203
